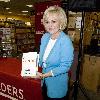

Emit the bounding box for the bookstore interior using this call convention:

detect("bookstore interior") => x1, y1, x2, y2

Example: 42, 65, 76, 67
0, 0, 100, 100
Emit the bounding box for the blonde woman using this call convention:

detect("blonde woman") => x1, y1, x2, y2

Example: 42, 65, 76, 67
38, 6, 74, 100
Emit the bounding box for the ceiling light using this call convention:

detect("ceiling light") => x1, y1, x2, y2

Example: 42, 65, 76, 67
26, 5, 33, 7
6, 8, 10, 10
8, 12, 12, 13
7, 18, 13, 20
18, 14, 22, 15
22, 11, 28, 13
0, 0, 10, 2
22, 14, 27, 15
17, 14, 27, 16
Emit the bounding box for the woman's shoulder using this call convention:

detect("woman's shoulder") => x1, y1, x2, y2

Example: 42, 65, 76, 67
42, 32, 50, 39
61, 31, 71, 41
60, 32, 74, 48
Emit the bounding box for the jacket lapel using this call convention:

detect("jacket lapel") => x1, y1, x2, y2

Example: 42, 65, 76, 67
46, 31, 63, 63
40, 34, 50, 63
40, 31, 64, 65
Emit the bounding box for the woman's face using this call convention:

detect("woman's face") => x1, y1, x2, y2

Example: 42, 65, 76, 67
44, 13, 60, 34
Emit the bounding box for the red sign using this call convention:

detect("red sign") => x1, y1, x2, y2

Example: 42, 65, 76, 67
0, 58, 43, 100
34, 1, 61, 49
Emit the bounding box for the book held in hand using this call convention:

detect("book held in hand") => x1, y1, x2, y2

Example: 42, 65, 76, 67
21, 52, 39, 77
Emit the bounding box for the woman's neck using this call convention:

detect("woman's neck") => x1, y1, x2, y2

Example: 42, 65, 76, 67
51, 31, 60, 40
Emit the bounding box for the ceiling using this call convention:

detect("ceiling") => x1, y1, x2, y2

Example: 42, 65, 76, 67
0, 0, 97, 17
0, 0, 53, 16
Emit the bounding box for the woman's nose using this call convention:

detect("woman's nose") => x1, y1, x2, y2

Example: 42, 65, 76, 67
49, 23, 52, 27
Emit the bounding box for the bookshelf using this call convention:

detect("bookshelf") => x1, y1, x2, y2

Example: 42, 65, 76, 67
15, 26, 35, 54
0, 19, 35, 57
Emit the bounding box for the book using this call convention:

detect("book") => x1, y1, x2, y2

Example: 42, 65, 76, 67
21, 52, 39, 77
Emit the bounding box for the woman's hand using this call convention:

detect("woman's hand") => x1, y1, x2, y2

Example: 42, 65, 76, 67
22, 72, 42, 79
31, 72, 43, 79
22, 71, 52, 79
40, 71, 52, 79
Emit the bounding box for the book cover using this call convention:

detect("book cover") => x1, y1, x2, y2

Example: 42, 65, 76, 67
21, 52, 39, 77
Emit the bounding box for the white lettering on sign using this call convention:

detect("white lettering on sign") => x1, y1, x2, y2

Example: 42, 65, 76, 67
7, 84, 12, 95
0, 82, 24, 100
0, 92, 18, 100
13, 86, 18, 98
0, 82, 6, 92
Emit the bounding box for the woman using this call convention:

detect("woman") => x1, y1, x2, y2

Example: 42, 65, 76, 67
38, 6, 74, 100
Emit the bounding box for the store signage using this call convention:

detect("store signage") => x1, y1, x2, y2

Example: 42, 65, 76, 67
76, 17, 82, 28
0, 82, 24, 100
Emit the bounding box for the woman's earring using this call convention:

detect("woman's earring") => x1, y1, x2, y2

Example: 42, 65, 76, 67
59, 26, 61, 30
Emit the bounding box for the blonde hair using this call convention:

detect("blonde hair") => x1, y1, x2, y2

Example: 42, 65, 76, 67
43, 6, 67, 31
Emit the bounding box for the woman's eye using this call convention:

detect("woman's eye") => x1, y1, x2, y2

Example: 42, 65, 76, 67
52, 21, 56, 23
45, 21, 48, 24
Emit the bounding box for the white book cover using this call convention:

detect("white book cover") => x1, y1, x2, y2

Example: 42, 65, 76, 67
21, 52, 39, 77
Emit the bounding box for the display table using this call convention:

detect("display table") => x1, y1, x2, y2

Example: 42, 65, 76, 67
0, 58, 43, 100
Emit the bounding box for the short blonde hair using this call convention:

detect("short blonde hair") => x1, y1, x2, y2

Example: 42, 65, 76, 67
43, 6, 67, 31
